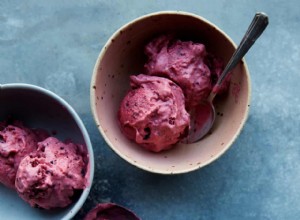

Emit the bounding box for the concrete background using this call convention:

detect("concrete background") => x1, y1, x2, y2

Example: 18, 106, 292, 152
1, 0, 299, 219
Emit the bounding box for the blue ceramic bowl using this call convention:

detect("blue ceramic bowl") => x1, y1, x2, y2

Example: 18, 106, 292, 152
0, 83, 94, 220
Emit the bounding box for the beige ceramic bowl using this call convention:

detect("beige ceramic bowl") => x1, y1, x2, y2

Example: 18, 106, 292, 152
90, 11, 250, 174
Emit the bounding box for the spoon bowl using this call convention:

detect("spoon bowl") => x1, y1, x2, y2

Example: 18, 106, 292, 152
182, 101, 215, 144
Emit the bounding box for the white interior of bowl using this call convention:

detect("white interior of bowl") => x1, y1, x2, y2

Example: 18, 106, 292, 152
0, 83, 94, 220
91, 11, 250, 174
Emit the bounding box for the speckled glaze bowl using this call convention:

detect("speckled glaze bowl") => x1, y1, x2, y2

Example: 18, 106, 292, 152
0, 83, 94, 220
91, 11, 250, 174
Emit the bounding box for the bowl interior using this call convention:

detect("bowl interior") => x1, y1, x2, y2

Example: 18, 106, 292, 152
0, 84, 93, 219
91, 12, 250, 174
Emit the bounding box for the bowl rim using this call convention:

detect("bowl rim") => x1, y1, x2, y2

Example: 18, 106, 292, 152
90, 10, 251, 174
1, 83, 95, 219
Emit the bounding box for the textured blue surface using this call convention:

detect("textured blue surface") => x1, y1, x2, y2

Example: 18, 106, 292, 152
1, 1, 300, 219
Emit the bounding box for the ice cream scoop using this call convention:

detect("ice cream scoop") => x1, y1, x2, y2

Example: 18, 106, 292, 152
0, 122, 48, 188
144, 34, 213, 110
118, 74, 190, 152
187, 12, 269, 143
15, 137, 87, 209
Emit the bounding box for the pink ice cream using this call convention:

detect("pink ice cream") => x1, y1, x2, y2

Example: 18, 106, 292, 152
144, 34, 230, 109
0, 122, 48, 188
118, 74, 190, 152
205, 53, 231, 94
118, 34, 231, 151
15, 137, 87, 209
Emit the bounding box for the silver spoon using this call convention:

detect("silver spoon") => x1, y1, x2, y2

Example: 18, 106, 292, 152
186, 12, 269, 143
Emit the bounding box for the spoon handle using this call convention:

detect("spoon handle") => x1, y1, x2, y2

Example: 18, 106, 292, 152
212, 12, 269, 97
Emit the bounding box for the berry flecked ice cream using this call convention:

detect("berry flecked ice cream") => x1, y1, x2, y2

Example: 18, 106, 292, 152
205, 53, 231, 95
118, 74, 190, 152
0, 119, 88, 209
118, 34, 231, 151
0, 122, 48, 188
15, 137, 87, 209
144, 34, 230, 109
